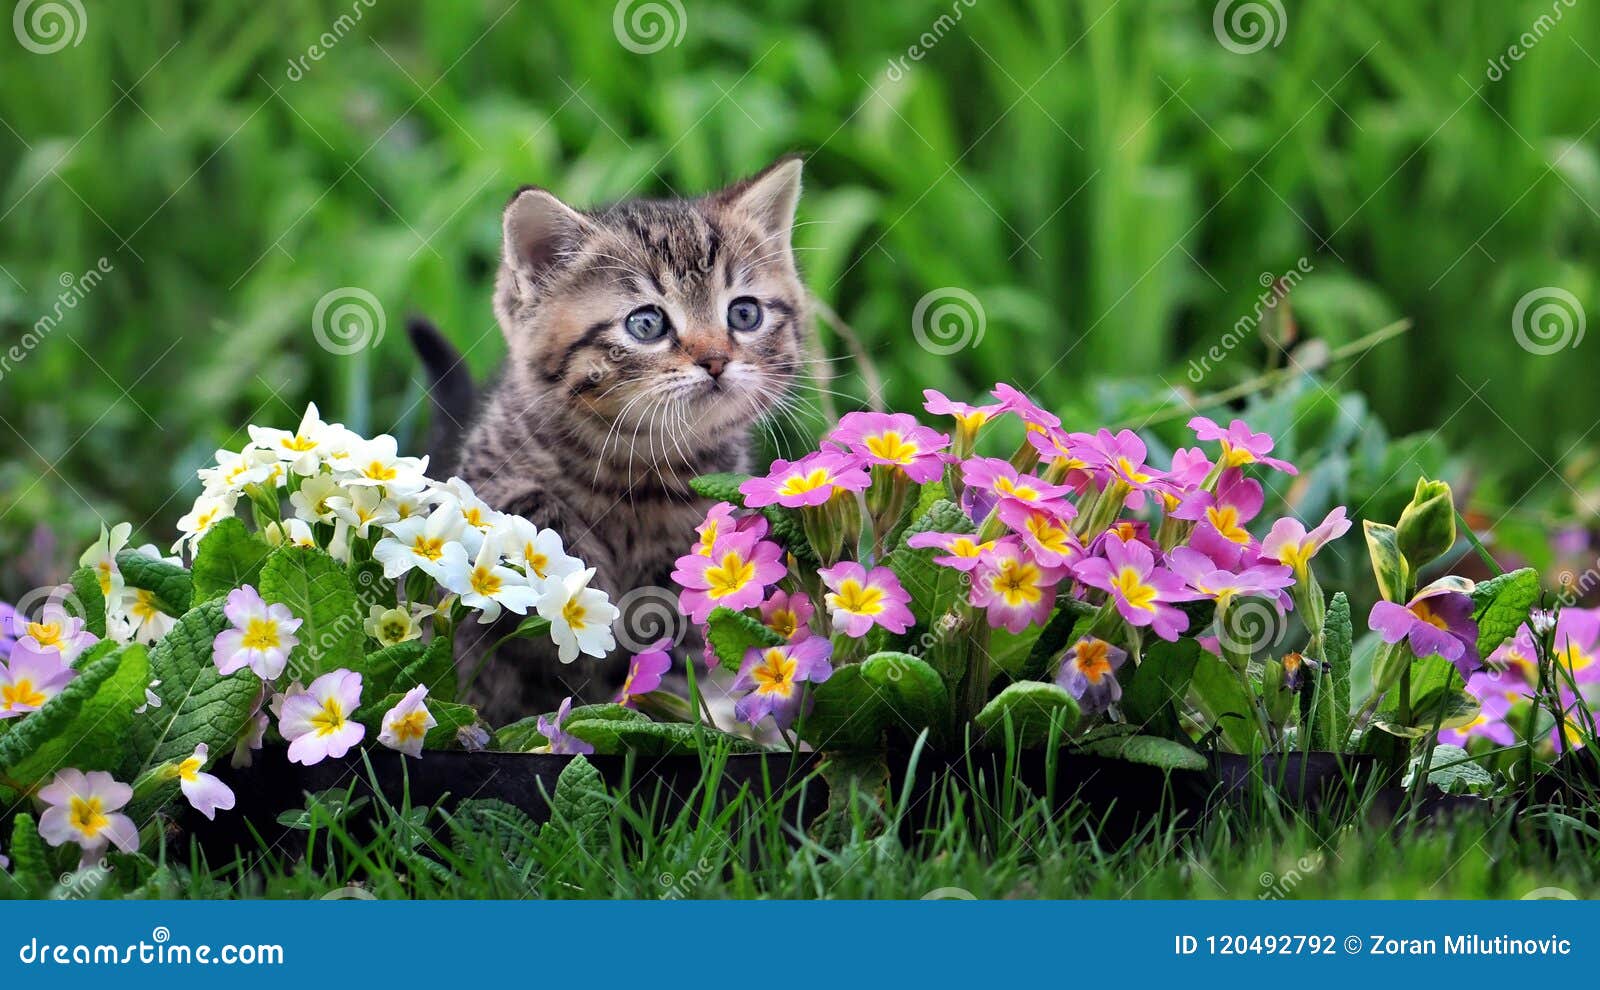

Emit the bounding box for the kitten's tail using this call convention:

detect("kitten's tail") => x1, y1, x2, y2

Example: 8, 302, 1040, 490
407, 315, 476, 473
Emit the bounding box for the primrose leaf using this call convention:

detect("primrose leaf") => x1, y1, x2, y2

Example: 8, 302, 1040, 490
1405, 744, 1495, 794
1122, 637, 1200, 737
189, 518, 273, 605
5, 815, 51, 897
1470, 567, 1540, 660
1309, 592, 1354, 751
706, 606, 784, 674
258, 545, 363, 679
551, 755, 609, 840
0, 648, 126, 785
973, 681, 1081, 748
357, 640, 429, 702
115, 550, 193, 619
449, 798, 540, 868
1364, 521, 1408, 604
1077, 733, 1208, 772
141, 599, 263, 768
860, 651, 948, 740
66, 567, 107, 639
688, 472, 749, 505
802, 664, 890, 752
7, 645, 150, 786
1189, 653, 1258, 753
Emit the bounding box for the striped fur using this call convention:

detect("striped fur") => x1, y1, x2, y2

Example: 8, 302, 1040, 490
457, 157, 808, 721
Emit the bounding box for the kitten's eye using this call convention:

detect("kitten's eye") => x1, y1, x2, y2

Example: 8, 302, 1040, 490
624, 305, 669, 342
727, 297, 763, 333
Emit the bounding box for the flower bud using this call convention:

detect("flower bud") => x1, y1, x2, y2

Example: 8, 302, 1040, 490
1395, 477, 1457, 568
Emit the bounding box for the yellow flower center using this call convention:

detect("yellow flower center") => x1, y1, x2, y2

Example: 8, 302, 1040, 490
695, 521, 719, 557
562, 597, 588, 631
1116, 457, 1151, 484
777, 468, 833, 498
1559, 644, 1596, 673
26, 621, 63, 648
194, 508, 219, 531
310, 697, 347, 737
948, 537, 985, 558
953, 410, 990, 431
241, 617, 281, 651
1076, 639, 1113, 684
1206, 505, 1250, 544
829, 579, 885, 616
1410, 601, 1451, 632
411, 536, 445, 561
462, 507, 487, 529
992, 559, 1043, 607
131, 589, 162, 622
379, 615, 411, 643
1112, 567, 1157, 613
864, 431, 919, 465
282, 435, 318, 452
1276, 541, 1315, 574
1, 680, 48, 711
767, 609, 799, 640
1025, 515, 1073, 554
391, 709, 431, 744
994, 476, 1040, 502
470, 566, 503, 597
523, 544, 550, 578
69, 797, 109, 839
752, 648, 797, 696
705, 552, 756, 599
363, 460, 397, 481
1219, 441, 1255, 468
95, 561, 114, 596
178, 756, 203, 782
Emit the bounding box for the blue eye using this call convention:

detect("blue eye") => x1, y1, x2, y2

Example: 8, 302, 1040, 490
727, 297, 763, 332
624, 305, 669, 341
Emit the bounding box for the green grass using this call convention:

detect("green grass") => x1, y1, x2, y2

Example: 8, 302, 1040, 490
4, 0, 1600, 591
14, 747, 1597, 901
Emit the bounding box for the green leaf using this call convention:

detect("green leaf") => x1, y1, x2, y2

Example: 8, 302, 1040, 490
1373, 683, 1479, 739
66, 566, 107, 639
357, 640, 430, 701
1019, 607, 1081, 682
348, 559, 397, 613
885, 498, 972, 626
1470, 567, 1539, 659
568, 717, 770, 755
5, 815, 51, 896
802, 664, 890, 752
5, 645, 149, 785
1363, 520, 1408, 603
551, 755, 608, 839
141, 600, 263, 768
1121, 638, 1200, 737
258, 546, 363, 679
492, 716, 548, 752
1310, 592, 1354, 750
399, 635, 456, 703
973, 681, 1081, 748
115, 549, 193, 618
449, 798, 540, 868
859, 651, 948, 739
1078, 734, 1208, 772
706, 606, 784, 674
1405, 743, 1494, 794
812, 753, 892, 846
189, 518, 272, 605
0, 649, 125, 784
688, 471, 749, 504
1190, 653, 1258, 753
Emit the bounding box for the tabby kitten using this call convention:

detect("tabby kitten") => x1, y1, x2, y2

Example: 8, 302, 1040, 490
430, 157, 808, 721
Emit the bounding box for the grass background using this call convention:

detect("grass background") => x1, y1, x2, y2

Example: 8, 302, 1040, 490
2, 0, 1599, 595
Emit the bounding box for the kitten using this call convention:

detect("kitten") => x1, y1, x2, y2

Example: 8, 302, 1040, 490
415, 157, 809, 723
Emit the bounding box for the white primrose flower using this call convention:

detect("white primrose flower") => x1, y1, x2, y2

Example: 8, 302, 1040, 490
80, 522, 132, 601
326, 485, 400, 539
429, 478, 500, 554
378, 685, 437, 759
130, 543, 183, 567
110, 587, 177, 645
344, 434, 429, 491
172, 493, 237, 554
248, 402, 337, 475
442, 534, 539, 624
372, 506, 469, 582
289, 474, 345, 525
536, 567, 618, 664
317, 423, 367, 476
264, 518, 318, 549
363, 603, 435, 647
199, 446, 279, 497
494, 515, 584, 588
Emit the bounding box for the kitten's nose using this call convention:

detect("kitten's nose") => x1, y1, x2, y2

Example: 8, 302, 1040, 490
697, 355, 727, 379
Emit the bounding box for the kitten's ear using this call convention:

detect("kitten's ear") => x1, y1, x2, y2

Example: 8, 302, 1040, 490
502, 186, 591, 295
717, 154, 803, 242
